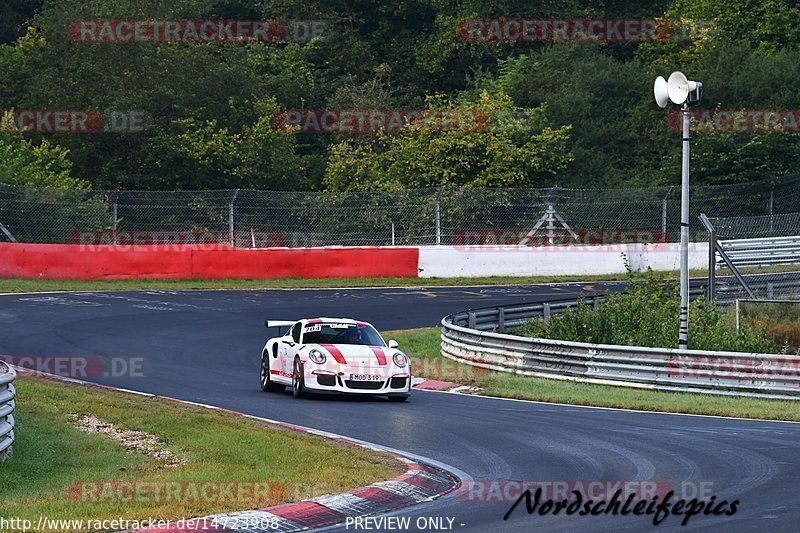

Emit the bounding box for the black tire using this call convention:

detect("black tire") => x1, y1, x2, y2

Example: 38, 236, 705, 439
292, 358, 305, 398
388, 395, 409, 402
260, 351, 284, 392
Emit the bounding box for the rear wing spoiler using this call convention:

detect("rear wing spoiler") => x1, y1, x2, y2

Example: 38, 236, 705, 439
265, 320, 295, 329
265, 320, 295, 336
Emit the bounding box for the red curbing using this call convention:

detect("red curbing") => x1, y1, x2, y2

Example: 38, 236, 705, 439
0, 243, 420, 280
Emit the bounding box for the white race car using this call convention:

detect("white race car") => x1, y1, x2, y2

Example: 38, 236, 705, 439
260, 318, 411, 401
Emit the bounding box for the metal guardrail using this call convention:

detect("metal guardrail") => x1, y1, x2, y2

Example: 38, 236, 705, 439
719, 236, 800, 268
441, 294, 800, 400
0, 360, 16, 461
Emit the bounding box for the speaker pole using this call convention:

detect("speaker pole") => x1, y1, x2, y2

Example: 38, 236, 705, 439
678, 103, 690, 350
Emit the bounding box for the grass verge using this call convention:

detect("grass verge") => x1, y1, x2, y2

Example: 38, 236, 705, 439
0, 377, 401, 525
0, 269, 708, 293
388, 328, 800, 422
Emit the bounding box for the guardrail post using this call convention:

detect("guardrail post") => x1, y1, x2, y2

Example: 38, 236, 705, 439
542, 302, 551, 321
497, 307, 505, 333
468, 311, 476, 329
592, 297, 600, 311
767, 282, 774, 299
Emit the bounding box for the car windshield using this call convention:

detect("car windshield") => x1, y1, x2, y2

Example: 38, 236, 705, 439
302, 322, 385, 346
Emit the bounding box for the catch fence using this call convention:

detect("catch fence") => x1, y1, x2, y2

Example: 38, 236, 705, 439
0, 175, 798, 247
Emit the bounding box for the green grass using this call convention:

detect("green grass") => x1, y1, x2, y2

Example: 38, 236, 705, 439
0, 269, 709, 293
0, 377, 401, 525
739, 300, 800, 353
388, 328, 800, 422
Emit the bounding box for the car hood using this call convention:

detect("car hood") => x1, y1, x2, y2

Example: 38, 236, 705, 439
315, 344, 391, 366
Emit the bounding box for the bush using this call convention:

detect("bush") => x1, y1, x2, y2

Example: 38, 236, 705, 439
515, 272, 775, 353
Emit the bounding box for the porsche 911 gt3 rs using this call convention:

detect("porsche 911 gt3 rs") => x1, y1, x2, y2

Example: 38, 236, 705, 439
259, 318, 411, 401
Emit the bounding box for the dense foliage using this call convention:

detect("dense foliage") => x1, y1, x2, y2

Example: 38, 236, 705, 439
0, 0, 798, 191
516, 273, 776, 353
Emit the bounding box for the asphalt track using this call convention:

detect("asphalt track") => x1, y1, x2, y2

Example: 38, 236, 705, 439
2, 283, 799, 532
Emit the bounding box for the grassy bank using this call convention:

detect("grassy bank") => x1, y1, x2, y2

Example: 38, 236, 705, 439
0, 377, 400, 525
389, 328, 800, 422
0, 270, 710, 293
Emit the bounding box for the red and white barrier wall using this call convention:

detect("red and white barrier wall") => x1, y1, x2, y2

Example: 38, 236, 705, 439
0, 243, 419, 280
417, 243, 709, 278
0, 242, 708, 280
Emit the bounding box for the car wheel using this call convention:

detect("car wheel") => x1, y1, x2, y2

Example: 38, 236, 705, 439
292, 358, 305, 398
388, 395, 409, 402
260, 351, 284, 392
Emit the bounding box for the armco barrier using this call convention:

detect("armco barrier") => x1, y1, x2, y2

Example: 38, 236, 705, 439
0, 361, 15, 461
0, 243, 419, 280
442, 298, 800, 400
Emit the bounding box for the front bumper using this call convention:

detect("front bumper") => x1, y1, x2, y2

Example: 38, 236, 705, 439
303, 367, 411, 396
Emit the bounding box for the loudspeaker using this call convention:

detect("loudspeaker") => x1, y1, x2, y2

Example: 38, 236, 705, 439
654, 76, 669, 108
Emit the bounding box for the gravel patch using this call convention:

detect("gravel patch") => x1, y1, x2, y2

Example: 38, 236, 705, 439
71, 414, 186, 467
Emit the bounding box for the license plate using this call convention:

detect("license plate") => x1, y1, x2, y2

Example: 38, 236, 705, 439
349, 374, 382, 382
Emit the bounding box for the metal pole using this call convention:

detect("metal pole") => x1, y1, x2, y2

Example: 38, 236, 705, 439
391, 222, 395, 246
707, 224, 716, 302
547, 205, 555, 245
661, 186, 672, 238
112, 202, 118, 245
435, 185, 445, 245
769, 186, 774, 232
229, 189, 240, 247
679, 104, 690, 349
0, 222, 16, 243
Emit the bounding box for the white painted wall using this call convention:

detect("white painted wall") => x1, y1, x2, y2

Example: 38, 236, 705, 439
417, 242, 709, 278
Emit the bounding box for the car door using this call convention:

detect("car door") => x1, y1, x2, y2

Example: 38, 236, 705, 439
276, 322, 302, 379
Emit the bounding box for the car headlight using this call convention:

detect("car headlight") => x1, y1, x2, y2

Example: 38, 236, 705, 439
393, 352, 408, 367
308, 349, 326, 364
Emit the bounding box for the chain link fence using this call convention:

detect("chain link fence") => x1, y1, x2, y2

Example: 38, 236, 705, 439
1, 175, 799, 247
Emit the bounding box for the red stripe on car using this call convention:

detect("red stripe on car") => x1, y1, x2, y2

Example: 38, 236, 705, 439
369, 346, 388, 365
320, 344, 347, 364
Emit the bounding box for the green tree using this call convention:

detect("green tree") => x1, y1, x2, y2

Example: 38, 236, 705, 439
324, 91, 572, 190
0, 112, 87, 189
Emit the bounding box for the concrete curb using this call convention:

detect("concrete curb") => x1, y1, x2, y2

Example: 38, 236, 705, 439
12, 371, 459, 532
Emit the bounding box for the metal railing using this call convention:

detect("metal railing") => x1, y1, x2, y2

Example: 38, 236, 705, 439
0, 361, 16, 461
441, 295, 800, 400
701, 213, 800, 301
720, 236, 800, 268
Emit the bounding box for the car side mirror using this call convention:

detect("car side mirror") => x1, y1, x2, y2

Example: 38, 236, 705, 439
388, 340, 399, 349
